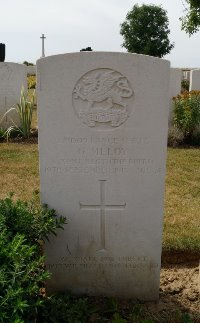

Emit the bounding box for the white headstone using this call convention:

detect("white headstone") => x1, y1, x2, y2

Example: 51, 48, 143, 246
182, 70, 190, 82
0, 63, 27, 129
37, 52, 170, 301
190, 69, 200, 91
169, 68, 182, 127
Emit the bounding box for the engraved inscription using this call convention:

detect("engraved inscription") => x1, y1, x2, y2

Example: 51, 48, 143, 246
80, 180, 126, 251
46, 256, 159, 272
45, 135, 163, 175
59, 136, 149, 145
72, 69, 133, 129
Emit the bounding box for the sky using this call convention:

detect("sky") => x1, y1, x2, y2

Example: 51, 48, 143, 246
0, 0, 199, 67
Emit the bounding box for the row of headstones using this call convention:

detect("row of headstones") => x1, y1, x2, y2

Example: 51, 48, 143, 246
1, 62, 200, 130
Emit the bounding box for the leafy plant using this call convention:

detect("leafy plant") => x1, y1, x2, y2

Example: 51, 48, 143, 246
23, 61, 34, 66
129, 304, 143, 321
2, 87, 35, 140
173, 90, 200, 141
0, 194, 66, 322
112, 312, 127, 323
181, 312, 194, 323
0, 127, 5, 140
37, 293, 95, 323
180, 0, 200, 35
167, 127, 184, 147
181, 79, 190, 92
28, 75, 36, 89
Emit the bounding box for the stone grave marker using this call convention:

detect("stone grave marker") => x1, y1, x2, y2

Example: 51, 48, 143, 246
169, 68, 182, 127
190, 69, 200, 91
37, 52, 170, 300
0, 63, 27, 129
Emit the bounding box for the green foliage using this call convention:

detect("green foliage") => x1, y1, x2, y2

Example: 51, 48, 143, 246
112, 313, 127, 323
189, 131, 200, 145
104, 298, 119, 315
0, 127, 5, 140
2, 87, 35, 140
37, 293, 95, 323
23, 61, 34, 66
181, 0, 200, 35
181, 79, 190, 92
0, 194, 66, 322
129, 304, 143, 321
181, 312, 194, 323
173, 91, 200, 141
28, 75, 36, 89
120, 4, 174, 57
167, 128, 184, 147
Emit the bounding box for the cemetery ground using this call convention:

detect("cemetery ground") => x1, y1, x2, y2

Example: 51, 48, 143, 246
0, 142, 199, 322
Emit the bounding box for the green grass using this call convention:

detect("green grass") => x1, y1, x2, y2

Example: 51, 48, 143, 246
0, 144, 199, 252
0, 143, 39, 201
163, 148, 200, 252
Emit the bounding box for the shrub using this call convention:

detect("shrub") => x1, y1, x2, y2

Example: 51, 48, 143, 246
2, 87, 35, 140
189, 131, 200, 146
37, 293, 93, 323
181, 79, 189, 92
168, 127, 184, 147
28, 75, 36, 89
23, 61, 34, 66
173, 90, 200, 141
0, 194, 66, 323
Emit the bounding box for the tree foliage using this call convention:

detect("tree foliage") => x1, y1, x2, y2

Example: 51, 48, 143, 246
181, 0, 200, 35
120, 4, 174, 58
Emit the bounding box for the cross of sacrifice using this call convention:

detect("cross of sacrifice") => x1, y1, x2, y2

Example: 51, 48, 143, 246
79, 180, 126, 251
40, 34, 46, 58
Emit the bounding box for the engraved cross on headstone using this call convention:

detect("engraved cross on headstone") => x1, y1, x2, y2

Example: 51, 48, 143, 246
79, 180, 126, 251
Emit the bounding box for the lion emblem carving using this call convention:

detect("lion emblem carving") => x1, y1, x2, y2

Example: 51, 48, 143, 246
72, 69, 134, 128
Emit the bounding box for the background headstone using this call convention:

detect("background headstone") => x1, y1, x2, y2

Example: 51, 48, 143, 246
189, 69, 200, 91
37, 52, 170, 301
169, 68, 182, 127
0, 63, 27, 129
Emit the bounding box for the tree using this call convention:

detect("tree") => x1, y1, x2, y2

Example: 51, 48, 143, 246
120, 4, 174, 58
181, 0, 200, 35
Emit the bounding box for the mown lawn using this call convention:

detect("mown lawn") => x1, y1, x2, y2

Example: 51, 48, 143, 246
164, 148, 200, 252
0, 144, 199, 252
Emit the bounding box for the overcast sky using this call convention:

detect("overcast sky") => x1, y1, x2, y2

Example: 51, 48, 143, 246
0, 0, 199, 67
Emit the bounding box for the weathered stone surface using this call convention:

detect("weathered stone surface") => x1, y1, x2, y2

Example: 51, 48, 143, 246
190, 69, 200, 91
37, 52, 170, 300
0, 63, 27, 129
169, 68, 182, 127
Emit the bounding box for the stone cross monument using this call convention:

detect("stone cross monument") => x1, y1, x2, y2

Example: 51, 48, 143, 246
40, 34, 46, 58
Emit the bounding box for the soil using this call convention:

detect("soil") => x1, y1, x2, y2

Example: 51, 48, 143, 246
156, 264, 200, 321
